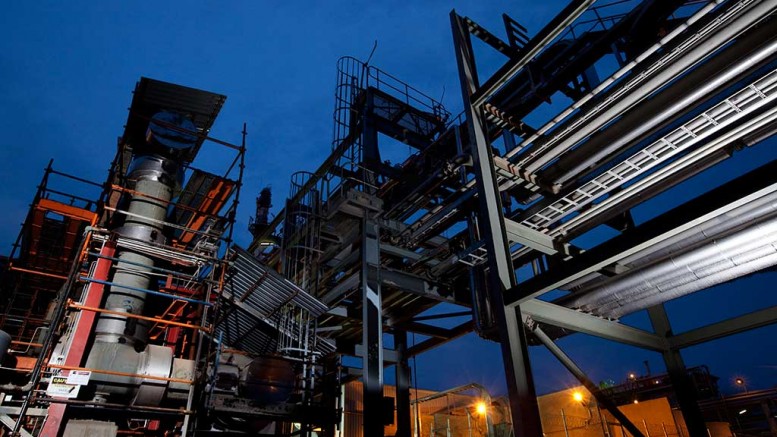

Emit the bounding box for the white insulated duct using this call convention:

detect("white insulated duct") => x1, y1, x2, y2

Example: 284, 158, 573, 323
82, 112, 198, 406
565, 185, 777, 292
567, 214, 777, 318
609, 248, 777, 317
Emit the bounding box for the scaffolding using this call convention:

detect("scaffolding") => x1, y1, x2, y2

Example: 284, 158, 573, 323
0, 160, 101, 348
0, 78, 246, 437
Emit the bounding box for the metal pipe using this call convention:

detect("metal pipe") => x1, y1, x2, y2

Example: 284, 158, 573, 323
518, 67, 777, 233
549, 24, 777, 185
507, 102, 777, 266
551, 103, 777, 240
610, 248, 777, 317
520, 0, 776, 174
529, 323, 645, 437
506, 0, 725, 161
47, 363, 193, 385
569, 214, 777, 317
69, 303, 209, 332
79, 277, 211, 307
565, 169, 777, 292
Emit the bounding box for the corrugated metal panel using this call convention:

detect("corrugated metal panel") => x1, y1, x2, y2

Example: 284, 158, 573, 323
174, 170, 234, 225
173, 169, 235, 247
122, 77, 227, 160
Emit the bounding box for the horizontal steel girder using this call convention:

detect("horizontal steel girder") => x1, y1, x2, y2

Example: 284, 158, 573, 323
668, 305, 777, 349
520, 299, 668, 352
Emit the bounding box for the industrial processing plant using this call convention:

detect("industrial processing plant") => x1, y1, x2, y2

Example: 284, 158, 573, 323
0, 0, 776, 436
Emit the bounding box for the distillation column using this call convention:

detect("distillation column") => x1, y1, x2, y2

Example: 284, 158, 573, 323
84, 111, 197, 406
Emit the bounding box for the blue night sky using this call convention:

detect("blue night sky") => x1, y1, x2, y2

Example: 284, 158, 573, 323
1, 1, 775, 398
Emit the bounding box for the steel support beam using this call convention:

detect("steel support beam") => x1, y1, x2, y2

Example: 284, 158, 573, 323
354, 345, 398, 364
452, 10, 543, 435
394, 330, 412, 437
507, 162, 777, 307
529, 324, 645, 437
39, 241, 117, 437
362, 217, 384, 437
392, 322, 455, 339
471, 0, 596, 108
0, 415, 33, 437
648, 305, 707, 437
669, 305, 777, 349
521, 299, 668, 352
504, 218, 558, 255
380, 268, 458, 303
406, 321, 473, 358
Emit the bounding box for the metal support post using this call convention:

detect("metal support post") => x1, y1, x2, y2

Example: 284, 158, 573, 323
762, 401, 777, 437
362, 217, 384, 437
395, 330, 412, 437
648, 305, 707, 437
38, 240, 117, 437
451, 10, 544, 436
529, 323, 645, 437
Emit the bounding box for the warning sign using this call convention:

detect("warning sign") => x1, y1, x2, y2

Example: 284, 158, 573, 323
47, 376, 80, 398
66, 370, 91, 385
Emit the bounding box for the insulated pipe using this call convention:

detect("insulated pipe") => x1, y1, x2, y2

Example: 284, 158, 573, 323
85, 111, 198, 406
547, 22, 777, 185
568, 215, 777, 317
617, 191, 777, 268
566, 179, 777, 292
586, 219, 777, 307
519, 0, 776, 174
94, 157, 179, 345
610, 249, 777, 317
506, 0, 725, 163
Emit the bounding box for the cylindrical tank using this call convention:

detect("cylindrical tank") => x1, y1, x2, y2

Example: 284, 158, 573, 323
242, 356, 296, 404
84, 110, 198, 406
95, 156, 178, 346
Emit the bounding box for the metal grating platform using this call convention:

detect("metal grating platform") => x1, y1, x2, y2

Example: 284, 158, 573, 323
217, 246, 333, 356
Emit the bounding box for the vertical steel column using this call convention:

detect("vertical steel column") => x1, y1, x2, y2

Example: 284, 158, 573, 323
39, 240, 117, 437
450, 10, 543, 436
362, 217, 384, 437
648, 305, 707, 437
530, 324, 645, 437
395, 330, 412, 437
761, 401, 777, 437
